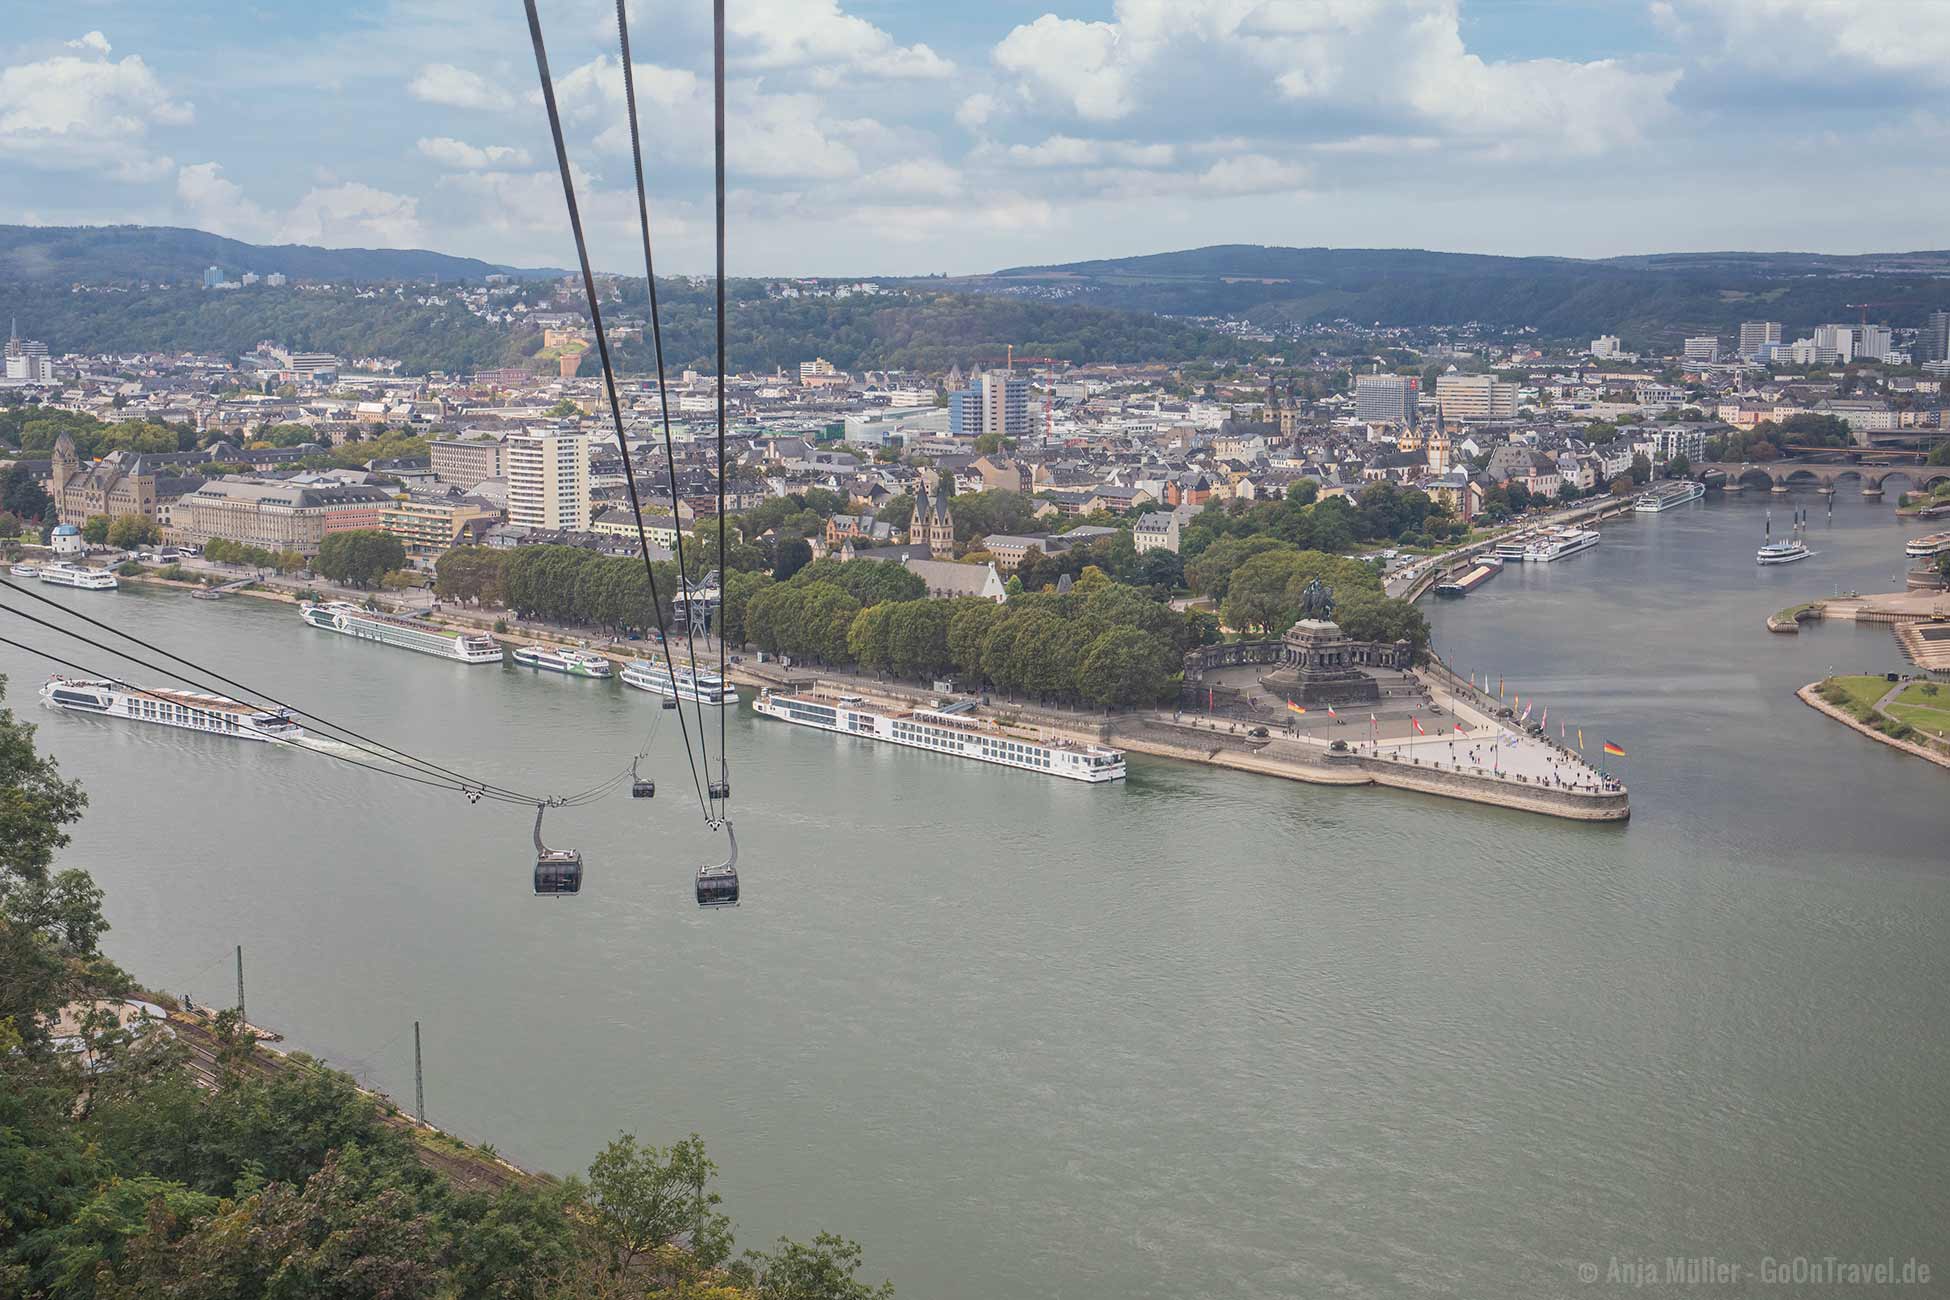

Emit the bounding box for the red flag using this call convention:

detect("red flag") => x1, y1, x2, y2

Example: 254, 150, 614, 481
1453, 722, 1466, 733
1411, 717, 1426, 735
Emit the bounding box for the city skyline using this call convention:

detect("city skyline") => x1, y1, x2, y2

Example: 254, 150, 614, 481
1, 1, 1947, 276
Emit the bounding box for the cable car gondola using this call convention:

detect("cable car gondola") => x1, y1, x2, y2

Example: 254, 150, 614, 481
708, 779, 730, 800
532, 803, 583, 896
660, 695, 678, 710
695, 822, 738, 908
630, 758, 655, 799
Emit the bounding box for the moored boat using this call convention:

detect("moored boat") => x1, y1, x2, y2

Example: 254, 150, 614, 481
622, 659, 740, 705
1903, 530, 1950, 558
38, 562, 118, 590
300, 601, 502, 663
755, 688, 1126, 782
512, 644, 613, 677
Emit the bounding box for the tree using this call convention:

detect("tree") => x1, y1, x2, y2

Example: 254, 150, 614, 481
773, 538, 812, 582
585, 1133, 733, 1275
3, 464, 55, 522
81, 515, 111, 545
1669, 452, 1693, 478
740, 1232, 893, 1300
104, 515, 162, 550
1077, 627, 1171, 708
1133, 548, 1184, 591
1557, 482, 1579, 502
315, 530, 406, 588
0, 674, 89, 886
1630, 453, 1652, 485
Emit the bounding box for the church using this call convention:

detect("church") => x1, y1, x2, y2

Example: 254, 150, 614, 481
47, 432, 160, 527
908, 482, 955, 556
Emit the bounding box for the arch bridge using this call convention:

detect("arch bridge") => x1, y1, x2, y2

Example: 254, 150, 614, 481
1694, 462, 1950, 494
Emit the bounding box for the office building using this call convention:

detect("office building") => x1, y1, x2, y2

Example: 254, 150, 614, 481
382, 492, 500, 562
1924, 310, 1950, 364
506, 428, 590, 530
1683, 336, 1720, 363
948, 371, 1029, 439
1854, 324, 1895, 363
1738, 321, 1782, 358
203, 266, 223, 289
1590, 335, 1623, 360
1812, 324, 1856, 363
172, 478, 394, 554
1433, 373, 1518, 421
430, 436, 507, 485
1354, 373, 1418, 425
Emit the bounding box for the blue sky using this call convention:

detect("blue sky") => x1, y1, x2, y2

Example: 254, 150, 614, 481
2, 1, 1946, 276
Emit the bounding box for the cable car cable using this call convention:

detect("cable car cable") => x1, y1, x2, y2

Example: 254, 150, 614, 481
710, 0, 732, 822
0, 581, 544, 802
524, 0, 711, 823
613, 0, 720, 814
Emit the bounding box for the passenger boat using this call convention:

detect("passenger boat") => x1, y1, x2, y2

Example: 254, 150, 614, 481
1524, 528, 1600, 562
9, 561, 41, 577
1633, 481, 1706, 512
38, 562, 118, 589
754, 689, 1126, 782
1903, 530, 1950, 558
1491, 535, 1535, 562
621, 659, 740, 705
40, 675, 303, 742
512, 644, 613, 677
1756, 510, 1812, 565
300, 601, 502, 663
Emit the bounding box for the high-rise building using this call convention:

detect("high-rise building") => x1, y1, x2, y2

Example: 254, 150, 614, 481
1354, 373, 1418, 425
506, 428, 590, 530
1433, 373, 1518, 421
4, 320, 52, 382
1738, 321, 1782, 358
948, 371, 1028, 439
1924, 310, 1950, 364
1853, 324, 1895, 362
1683, 336, 1720, 363
203, 266, 224, 289
1590, 335, 1623, 359
1812, 324, 1856, 362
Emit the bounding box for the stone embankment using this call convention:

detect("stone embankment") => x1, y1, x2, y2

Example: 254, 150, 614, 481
1796, 682, 1950, 772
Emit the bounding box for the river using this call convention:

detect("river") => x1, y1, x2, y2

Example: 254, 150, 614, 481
7, 490, 1946, 1300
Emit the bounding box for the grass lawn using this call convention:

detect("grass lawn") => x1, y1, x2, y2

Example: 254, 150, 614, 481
1884, 682, 1950, 739
1817, 675, 1892, 720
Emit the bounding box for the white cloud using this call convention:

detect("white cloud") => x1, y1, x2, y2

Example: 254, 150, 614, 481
1659, 0, 1950, 75
989, 0, 1679, 155
861, 158, 962, 198
177, 162, 272, 240
729, 0, 952, 79
278, 182, 423, 248
416, 136, 532, 170
955, 93, 996, 131
994, 16, 1132, 121
0, 45, 192, 179
67, 31, 112, 56
1008, 135, 1177, 168
1198, 154, 1309, 196
407, 62, 511, 111
177, 162, 422, 248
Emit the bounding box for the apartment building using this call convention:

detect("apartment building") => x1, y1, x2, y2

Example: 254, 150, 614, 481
506, 428, 590, 530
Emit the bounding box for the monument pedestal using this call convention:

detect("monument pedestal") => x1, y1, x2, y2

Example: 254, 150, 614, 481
1269, 618, 1383, 707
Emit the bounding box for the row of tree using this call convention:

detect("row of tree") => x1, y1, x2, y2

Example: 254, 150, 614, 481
78, 514, 162, 550
1181, 481, 1464, 563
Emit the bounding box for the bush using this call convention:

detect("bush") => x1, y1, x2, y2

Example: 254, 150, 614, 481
115, 561, 146, 577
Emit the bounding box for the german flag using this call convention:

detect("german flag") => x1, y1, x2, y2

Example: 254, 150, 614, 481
1601, 740, 1627, 757
1287, 700, 1307, 714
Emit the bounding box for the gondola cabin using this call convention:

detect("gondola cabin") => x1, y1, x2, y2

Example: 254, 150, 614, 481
632, 778, 656, 798
534, 848, 583, 896
695, 863, 738, 907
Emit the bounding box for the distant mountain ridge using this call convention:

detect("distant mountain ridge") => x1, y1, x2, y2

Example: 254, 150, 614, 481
0, 225, 556, 285
953, 243, 1950, 344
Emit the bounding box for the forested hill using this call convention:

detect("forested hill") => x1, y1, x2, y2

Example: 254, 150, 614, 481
952, 243, 1950, 345
0, 280, 1249, 375
0, 224, 550, 285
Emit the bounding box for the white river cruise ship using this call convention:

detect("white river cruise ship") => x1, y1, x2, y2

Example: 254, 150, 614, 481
41, 675, 303, 742
755, 688, 1127, 782
622, 660, 740, 705
301, 602, 502, 663
37, 562, 118, 589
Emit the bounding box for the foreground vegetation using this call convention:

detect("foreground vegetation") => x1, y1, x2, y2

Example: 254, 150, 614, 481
0, 674, 891, 1299
1814, 675, 1947, 749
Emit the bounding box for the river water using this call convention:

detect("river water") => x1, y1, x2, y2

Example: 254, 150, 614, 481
9, 491, 1947, 1300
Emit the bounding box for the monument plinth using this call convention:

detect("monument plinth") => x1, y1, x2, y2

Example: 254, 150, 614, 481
1276, 618, 1383, 706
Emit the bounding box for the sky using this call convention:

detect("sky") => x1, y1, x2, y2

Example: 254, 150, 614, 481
2, 0, 1948, 277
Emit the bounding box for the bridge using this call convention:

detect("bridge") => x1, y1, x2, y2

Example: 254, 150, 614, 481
1694, 461, 1950, 494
